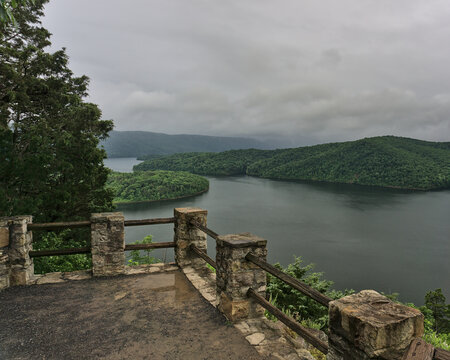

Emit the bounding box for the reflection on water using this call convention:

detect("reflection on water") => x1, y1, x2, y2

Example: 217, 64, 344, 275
106, 159, 450, 305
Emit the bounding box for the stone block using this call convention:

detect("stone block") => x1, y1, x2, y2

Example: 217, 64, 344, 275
4, 216, 34, 286
91, 212, 125, 277
216, 232, 267, 322
218, 292, 250, 321
328, 290, 424, 360
0, 252, 10, 290
0, 227, 9, 248
10, 267, 33, 286
174, 208, 208, 268
216, 232, 267, 249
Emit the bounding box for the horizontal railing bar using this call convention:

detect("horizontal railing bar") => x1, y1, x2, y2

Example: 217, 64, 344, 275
28, 217, 176, 230
434, 348, 450, 360
124, 217, 175, 226
247, 288, 328, 354
190, 244, 216, 268
189, 219, 219, 240
28, 221, 91, 230
29, 247, 91, 257
245, 253, 332, 307
125, 242, 175, 251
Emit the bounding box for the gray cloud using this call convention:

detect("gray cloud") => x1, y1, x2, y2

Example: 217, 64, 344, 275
42, 0, 450, 145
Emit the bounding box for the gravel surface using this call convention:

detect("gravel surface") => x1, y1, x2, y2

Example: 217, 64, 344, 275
0, 271, 268, 359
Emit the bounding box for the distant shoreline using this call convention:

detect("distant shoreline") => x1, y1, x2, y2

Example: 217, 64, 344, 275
113, 186, 209, 205
133, 136, 450, 191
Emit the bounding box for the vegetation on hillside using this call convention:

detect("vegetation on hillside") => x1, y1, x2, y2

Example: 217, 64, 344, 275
135, 136, 450, 190
136, 149, 278, 175
107, 170, 209, 203
101, 130, 267, 158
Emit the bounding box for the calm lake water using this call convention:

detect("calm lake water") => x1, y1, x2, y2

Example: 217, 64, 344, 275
106, 157, 450, 305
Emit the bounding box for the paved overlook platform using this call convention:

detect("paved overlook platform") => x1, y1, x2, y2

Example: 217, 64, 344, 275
0, 268, 270, 360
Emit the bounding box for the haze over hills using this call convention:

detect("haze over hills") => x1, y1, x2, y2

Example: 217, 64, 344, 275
134, 136, 450, 190
101, 130, 275, 158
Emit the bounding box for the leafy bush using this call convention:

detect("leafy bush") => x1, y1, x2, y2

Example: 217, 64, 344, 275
33, 229, 91, 274
126, 235, 160, 266
265, 258, 450, 352
266, 256, 353, 331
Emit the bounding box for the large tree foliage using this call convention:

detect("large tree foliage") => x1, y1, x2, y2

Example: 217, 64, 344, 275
425, 289, 450, 333
0, 0, 34, 26
0, 0, 114, 223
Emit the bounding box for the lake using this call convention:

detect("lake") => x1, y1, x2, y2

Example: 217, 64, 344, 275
106, 157, 450, 305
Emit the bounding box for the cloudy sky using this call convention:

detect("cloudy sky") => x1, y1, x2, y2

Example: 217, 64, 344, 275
42, 0, 450, 146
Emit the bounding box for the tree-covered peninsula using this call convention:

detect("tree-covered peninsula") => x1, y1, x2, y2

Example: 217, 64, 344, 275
134, 136, 450, 190
107, 170, 209, 203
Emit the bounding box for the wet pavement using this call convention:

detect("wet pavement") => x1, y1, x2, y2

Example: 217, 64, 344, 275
0, 270, 268, 359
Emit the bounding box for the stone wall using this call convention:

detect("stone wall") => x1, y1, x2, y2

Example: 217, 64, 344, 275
0, 209, 430, 360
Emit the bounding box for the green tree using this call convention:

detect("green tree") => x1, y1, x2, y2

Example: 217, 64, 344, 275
0, 0, 34, 26
425, 289, 450, 333
0, 0, 114, 272
266, 256, 353, 331
126, 235, 160, 265
0, 0, 114, 222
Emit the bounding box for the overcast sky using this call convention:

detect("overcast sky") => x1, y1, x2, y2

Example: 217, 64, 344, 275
42, 0, 450, 145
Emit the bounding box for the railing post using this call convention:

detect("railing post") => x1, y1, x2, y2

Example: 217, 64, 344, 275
216, 232, 267, 322
327, 290, 424, 360
90, 212, 125, 277
0, 218, 11, 290
0, 216, 34, 286
173, 207, 208, 268
0, 250, 9, 290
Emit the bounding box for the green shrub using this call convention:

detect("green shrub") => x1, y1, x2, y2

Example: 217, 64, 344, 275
266, 256, 353, 331
126, 235, 160, 266
33, 229, 91, 274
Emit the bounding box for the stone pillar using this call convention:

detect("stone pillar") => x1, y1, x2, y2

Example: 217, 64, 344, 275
3, 216, 34, 286
327, 290, 424, 360
216, 232, 267, 322
0, 219, 10, 290
0, 250, 9, 290
0, 250, 11, 290
174, 207, 207, 268
90, 212, 125, 277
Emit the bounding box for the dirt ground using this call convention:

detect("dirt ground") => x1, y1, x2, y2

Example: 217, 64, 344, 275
0, 271, 270, 360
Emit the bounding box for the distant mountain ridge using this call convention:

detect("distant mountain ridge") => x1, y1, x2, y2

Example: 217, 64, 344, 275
134, 136, 450, 190
101, 130, 270, 158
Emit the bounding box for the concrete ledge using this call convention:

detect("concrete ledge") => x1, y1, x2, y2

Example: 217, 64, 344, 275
31, 263, 178, 285
217, 233, 267, 248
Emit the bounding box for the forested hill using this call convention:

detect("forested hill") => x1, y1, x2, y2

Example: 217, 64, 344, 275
101, 130, 270, 158
106, 171, 209, 203
134, 136, 450, 190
